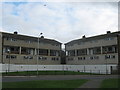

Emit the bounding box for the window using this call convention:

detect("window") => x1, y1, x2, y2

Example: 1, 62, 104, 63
78, 57, 85, 60
42, 57, 47, 60
111, 55, 115, 59
39, 57, 42, 60
105, 55, 116, 59
4, 46, 19, 54
105, 55, 111, 59
114, 46, 118, 53
37, 49, 48, 56
109, 37, 114, 40
89, 56, 99, 60
90, 57, 94, 60
68, 50, 75, 56
21, 47, 34, 55
24, 56, 28, 59
11, 38, 17, 41
78, 57, 82, 60
51, 57, 59, 61
11, 55, 17, 59
6, 55, 10, 59
50, 50, 60, 56
25, 40, 33, 43
6, 37, 9, 40
108, 47, 112, 51
24, 56, 33, 59
93, 47, 101, 54
89, 47, 101, 55
6, 37, 17, 41
52, 58, 55, 60
104, 37, 114, 41
104, 38, 110, 41
77, 49, 87, 56
83, 57, 85, 60
29, 56, 33, 59
39, 57, 47, 60
6, 55, 17, 59
102, 45, 117, 54
56, 58, 59, 60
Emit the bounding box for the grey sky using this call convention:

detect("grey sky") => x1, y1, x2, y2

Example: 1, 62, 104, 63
1, 1, 118, 48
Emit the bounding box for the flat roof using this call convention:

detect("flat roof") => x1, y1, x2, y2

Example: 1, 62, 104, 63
65, 31, 120, 45
1, 32, 62, 45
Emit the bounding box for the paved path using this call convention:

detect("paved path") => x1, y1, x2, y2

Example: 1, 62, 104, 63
2, 75, 119, 82
79, 79, 103, 88
2, 75, 119, 89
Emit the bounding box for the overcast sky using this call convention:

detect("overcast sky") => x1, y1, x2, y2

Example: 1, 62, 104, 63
1, 1, 118, 47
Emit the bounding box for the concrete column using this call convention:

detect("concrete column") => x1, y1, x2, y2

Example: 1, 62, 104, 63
48, 49, 50, 56
101, 46, 103, 54
19, 47, 21, 54
35, 49, 37, 55
75, 49, 77, 56
87, 48, 89, 55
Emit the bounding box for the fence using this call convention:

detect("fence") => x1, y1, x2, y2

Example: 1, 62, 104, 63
1, 64, 118, 75
2, 70, 111, 76
111, 66, 118, 74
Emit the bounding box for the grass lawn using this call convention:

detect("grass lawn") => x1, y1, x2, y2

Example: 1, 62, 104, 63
2, 70, 101, 76
2, 79, 88, 88
100, 78, 119, 88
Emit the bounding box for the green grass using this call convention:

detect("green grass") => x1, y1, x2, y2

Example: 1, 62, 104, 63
100, 78, 119, 88
2, 70, 101, 76
2, 79, 88, 88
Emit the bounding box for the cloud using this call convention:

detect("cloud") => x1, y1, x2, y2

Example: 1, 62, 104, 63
2, 2, 118, 46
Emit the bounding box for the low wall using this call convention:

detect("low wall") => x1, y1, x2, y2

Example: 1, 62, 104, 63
0, 64, 117, 74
